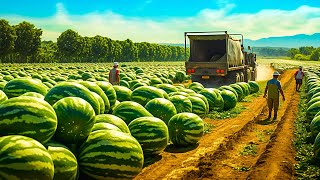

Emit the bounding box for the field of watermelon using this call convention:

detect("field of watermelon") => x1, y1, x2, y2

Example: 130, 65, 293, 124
1, 59, 320, 179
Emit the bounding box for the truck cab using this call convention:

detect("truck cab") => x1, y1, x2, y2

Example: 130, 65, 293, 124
185, 31, 257, 87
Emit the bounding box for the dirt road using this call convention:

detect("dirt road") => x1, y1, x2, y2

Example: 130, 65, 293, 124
135, 70, 298, 180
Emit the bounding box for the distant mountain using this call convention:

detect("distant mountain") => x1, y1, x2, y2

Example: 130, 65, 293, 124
244, 33, 320, 48
161, 33, 320, 48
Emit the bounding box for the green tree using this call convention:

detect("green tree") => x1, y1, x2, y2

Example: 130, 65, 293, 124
57, 29, 82, 62
310, 48, 320, 61
288, 48, 300, 58
14, 21, 42, 63
0, 19, 16, 62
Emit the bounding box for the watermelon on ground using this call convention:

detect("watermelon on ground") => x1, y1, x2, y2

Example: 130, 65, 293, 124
169, 95, 192, 113
220, 89, 238, 110
21, 92, 45, 99
145, 98, 177, 124
0, 96, 57, 144
128, 117, 169, 155
94, 114, 130, 134
113, 85, 132, 102
53, 97, 96, 145
131, 86, 164, 106
79, 130, 144, 179
91, 122, 122, 133
188, 96, 207, 116
46, 141, 78, 180
248, 81, 260, 93
112, 101, 153, 124
96, 81, 117, 109
168, 113, 204, 146
0, 89, 8, 103
307, 101, 320, 120
0, 135, 54, 180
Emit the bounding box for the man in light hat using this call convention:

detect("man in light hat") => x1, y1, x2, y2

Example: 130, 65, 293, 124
263, 71, 285, 120
294, 66, 304, 92
109, 62, 120, 85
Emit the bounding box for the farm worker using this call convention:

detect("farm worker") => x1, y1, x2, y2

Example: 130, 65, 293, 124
294, 66, 304, 92
263, 71, 285, 120
109, 62, 120, 85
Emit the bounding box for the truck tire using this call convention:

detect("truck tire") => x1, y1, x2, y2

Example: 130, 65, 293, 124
240, 72, 244, 82
235, 73, 240, 83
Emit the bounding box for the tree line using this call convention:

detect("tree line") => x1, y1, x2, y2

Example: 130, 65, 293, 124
251, 47, 289, 57
0, 19, 189, 63
288, 46, 320, 61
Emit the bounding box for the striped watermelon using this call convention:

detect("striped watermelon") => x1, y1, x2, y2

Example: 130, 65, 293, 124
145, 98, 177, 124
79, 130, 144, 179
0, 96, 57, 143
94, 114, 130, 134
44, 81, 100, 115
3, 77, 48, 98
314, 132, 320, 160
128, 117, 169, 155
169, 95, 192, 113
46, 141, 78, 180
220, 89, 238, 110
156, 84, 178, 94
307, 101, 320, 120
193, 93, 209, 114
188, 82, 204, 93
311, 115, 320, 138
96, 81, 117, 109
21, 92, 45, 99
131, 86, 164, 106
53, 97, 95, 145
230, 84, 244, 101
0, 135, 54, 179
168, 113, 204, 146
188, 96, 207, 115
113, 85, 132, 102
0, 89, 8, 103
237, 82, 250, 96
248, 81, 260, 94
199, 88, 224, 111
91, 122, 122, 132
112, 101, 153, 124
80, 81, 110, 114
218, 85, 238, 99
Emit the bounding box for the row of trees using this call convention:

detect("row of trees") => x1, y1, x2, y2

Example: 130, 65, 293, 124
252, 47, 289, 57
0, 19, 188, 63
288, 46, 320, 61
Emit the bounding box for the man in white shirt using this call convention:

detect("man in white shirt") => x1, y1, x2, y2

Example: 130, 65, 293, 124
294, 66, 304, 92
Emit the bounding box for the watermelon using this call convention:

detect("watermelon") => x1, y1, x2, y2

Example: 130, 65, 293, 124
175, 71, 186, 83
0, 135, 54, 180
53, 97, 95, 145
0, 96, 57, 143
230, 84, 244, 101
91, 122, 122, 132
306, 101, 320, 120
79, 130, 144, 179
113, 85, 132, 102
314, 132, 320, 160
188, 96, 207, 115
128, 117, 169, 155
131, 86, 164, 106
112, 101, 153, 124
168, 113, 204, 146
193, 93, 209, 113
80, 81, 110, 114
0, 89, 8, 103
131, 82, 148, 90
220, 89, 238, 110
150, 77, 163, 86
96, 81, 117, 109
3, 77, 48, 98
218, 85, 238, 99
248, 81, 260, 93
169, 95, 192, 113
94, 114, 130, 134
46, 141, 78, 180
199, 88, 224, 111
308, 96, 320, 108
156, 84, 178, 94
44, 81, 100, 115
43, 82, 54, 89
0, 81, 7, 90
21, 92, 45, 99
145, 98, 177, 124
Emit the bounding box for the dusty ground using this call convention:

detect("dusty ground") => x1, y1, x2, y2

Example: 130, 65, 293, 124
135, 70, 298, 180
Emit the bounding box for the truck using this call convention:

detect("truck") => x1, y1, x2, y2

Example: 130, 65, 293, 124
185, 31, 257, 87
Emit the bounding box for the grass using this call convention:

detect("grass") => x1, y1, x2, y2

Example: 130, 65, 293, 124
206, 103, 246, 120
232, 166, 251, 172
204, 123, 215, 134
293, 83, 320, 179
240, 143, 258, 156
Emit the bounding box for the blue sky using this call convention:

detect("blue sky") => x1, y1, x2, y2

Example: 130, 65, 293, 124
1, 0, 320, 43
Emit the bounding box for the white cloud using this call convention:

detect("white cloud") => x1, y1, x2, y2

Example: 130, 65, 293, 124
2, 3, 320, 43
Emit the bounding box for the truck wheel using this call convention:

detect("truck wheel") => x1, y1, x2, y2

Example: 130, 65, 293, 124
235, 73, 240, 83
240, 72, 244, 82
246, 69, 251, 82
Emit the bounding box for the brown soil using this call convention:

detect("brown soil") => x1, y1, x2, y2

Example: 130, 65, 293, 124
135, 70, 298, 180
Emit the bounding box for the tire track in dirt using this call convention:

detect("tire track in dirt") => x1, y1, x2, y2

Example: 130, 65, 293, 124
135, 70, 296, 180
181, 70, 297, 180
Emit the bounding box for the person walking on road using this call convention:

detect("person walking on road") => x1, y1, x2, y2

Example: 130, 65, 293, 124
294, 66, 304, 92
263, 71, 285, 120
109, 62, 120, 85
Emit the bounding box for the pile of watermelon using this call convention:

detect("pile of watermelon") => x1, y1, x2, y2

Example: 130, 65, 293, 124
303, 68, 320, 160
0, 63, 260, 179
